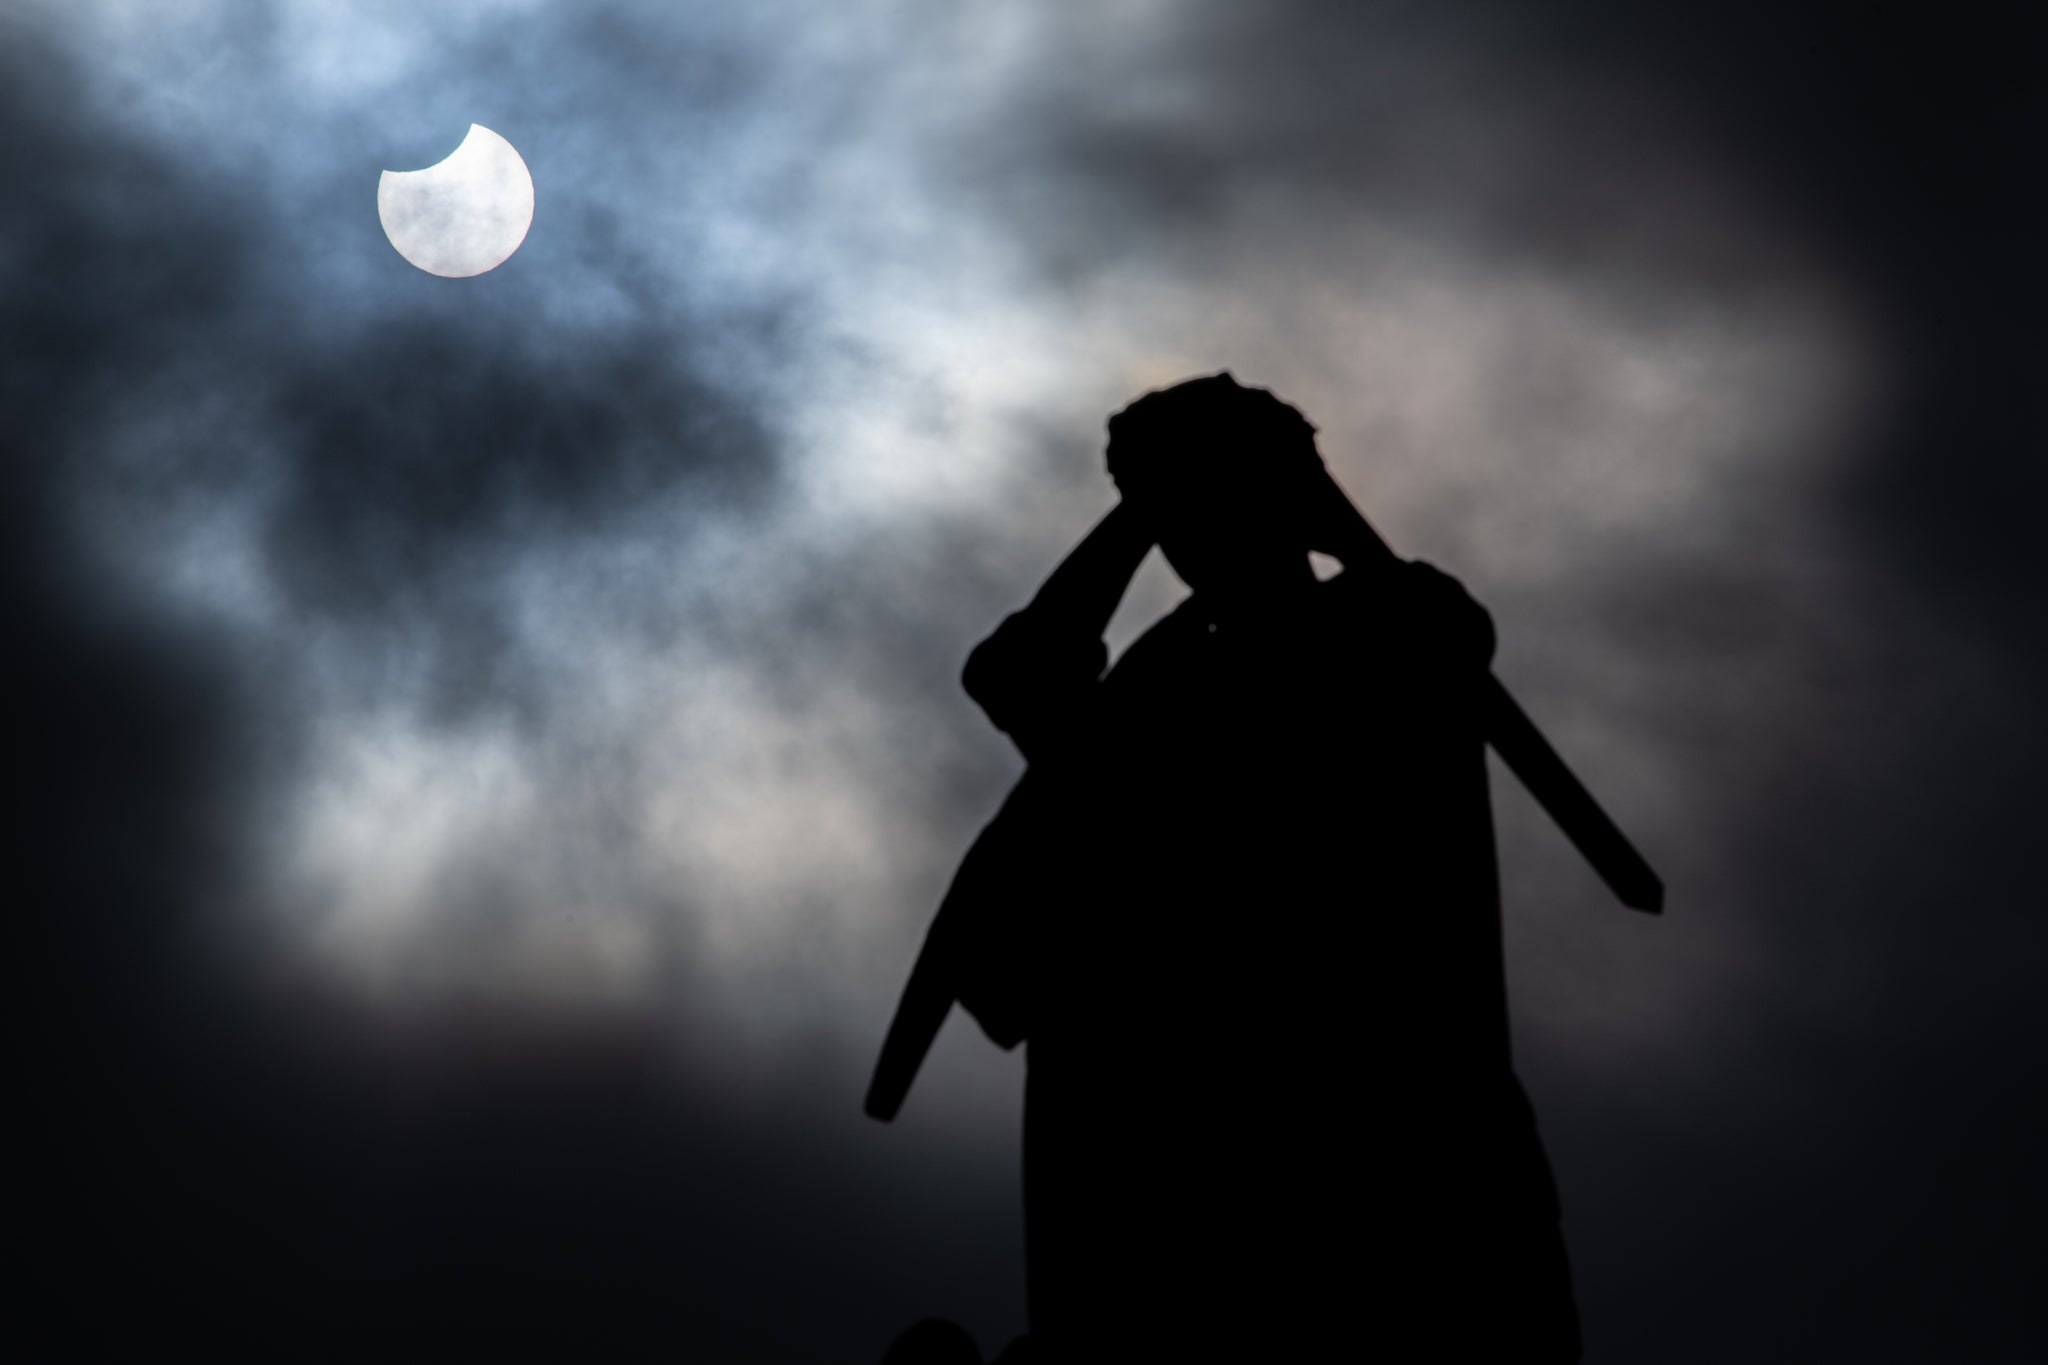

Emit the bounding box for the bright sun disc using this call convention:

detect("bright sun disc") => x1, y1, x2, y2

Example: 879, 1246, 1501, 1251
377, 124, 534, 278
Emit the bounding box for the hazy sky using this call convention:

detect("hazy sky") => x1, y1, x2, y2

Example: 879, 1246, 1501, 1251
12, 1, 2041, 1358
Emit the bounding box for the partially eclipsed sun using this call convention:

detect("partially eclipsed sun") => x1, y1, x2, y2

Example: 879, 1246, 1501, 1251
378, 124, 534, 278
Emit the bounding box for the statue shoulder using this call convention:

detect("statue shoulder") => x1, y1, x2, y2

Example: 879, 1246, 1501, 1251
1315, 562, 1495, 671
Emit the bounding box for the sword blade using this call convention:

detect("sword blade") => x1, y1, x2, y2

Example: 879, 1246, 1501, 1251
1483, 676, 1663, 914
1323, 471, 1663, 915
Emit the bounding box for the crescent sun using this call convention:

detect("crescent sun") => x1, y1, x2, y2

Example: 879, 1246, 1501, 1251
378, 124, 534, 278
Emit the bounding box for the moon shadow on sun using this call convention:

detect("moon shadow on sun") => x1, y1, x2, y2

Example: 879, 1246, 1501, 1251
378, 124, 534, 278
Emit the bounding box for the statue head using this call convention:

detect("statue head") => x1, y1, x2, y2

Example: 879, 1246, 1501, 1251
1106, 372, 1328, 595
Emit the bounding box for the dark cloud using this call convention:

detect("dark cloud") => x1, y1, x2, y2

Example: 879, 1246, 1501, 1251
253, 309, 779, 724
5, 23, 1011, 1357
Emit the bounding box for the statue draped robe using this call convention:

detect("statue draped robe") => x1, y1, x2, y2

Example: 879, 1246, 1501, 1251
958, 564, 1580, 1362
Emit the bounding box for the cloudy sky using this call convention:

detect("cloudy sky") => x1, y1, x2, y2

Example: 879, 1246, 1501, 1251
12, 0, 2041, 1358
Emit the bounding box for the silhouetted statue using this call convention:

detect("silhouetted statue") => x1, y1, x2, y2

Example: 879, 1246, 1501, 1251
877, 373, 1609, 1361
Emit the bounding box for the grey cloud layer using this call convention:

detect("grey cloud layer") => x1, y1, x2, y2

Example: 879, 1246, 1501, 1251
10, 0, 2040, 1358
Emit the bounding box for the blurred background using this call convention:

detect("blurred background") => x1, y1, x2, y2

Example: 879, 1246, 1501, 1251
10, 0, 2041, 1357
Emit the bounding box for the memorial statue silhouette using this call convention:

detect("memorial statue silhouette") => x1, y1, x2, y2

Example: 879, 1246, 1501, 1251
872, 373, 1660, 1363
